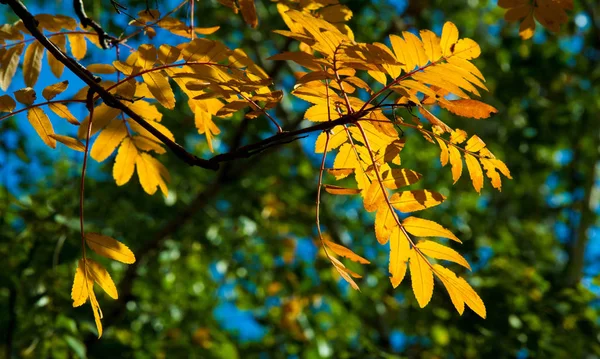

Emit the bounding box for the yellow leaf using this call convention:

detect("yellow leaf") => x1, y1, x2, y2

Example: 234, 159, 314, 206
86, 258, 118, 299
419, 29, 442, 62
448, 146, 463, 183
71, 259, 91, 307
329, 256, 360, 291
433, 264, 486, 318
0, 43, 25, 91
85, 232, 136, 264
431, 264, 465, 314
142, 71, 176, 109
465, 135, 487, 153
88, 286, 103, 338
389, 190, 446, 213
409, 249, 434, 308
304, 103, 341, 122
28, 108, 56, 148
324, 239, 370, 264
418, 107, 452, 133
135, 152, 160, 195
23, 41, 44, 87
436, 138, 449, 166
0, 95, 16, 112
363, 181, 386, 212
91, 120, 128, 162
440, 99, 498, 119
68, 33, 87, 60
389, 226, 410, 288
323, 184, 361, 195
452, 38, 481, 60
380, 168, 422, 189
128, 118, 175, 142
440, 22, 459, 57
416, 240, 471, 270
326, 168, 354, 177
113, 137, 138, 186
47, 34, 66, 78
49, 134, 85, 152
132, 136, 166, 154
332, 143, 363, 180
42, 80, 69, 101
315, 126, 348, 153
87, 64, 116, 74
402, 216, 461, 243
49, 103, 79, 125
465, 153, 484, 193
78, 104, 121, 138
374, 203, 397, 245
14, 87, 36, 105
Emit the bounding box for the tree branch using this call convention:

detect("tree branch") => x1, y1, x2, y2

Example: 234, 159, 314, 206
72, 0, 115, 48
1, 0, 219, 170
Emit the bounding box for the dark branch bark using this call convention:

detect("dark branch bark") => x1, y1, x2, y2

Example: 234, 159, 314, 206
2, 0, 370, 172
2, 0, 219, 170
72, 0, 115, 48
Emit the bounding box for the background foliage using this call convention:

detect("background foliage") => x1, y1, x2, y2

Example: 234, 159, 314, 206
1, 0, 599, 358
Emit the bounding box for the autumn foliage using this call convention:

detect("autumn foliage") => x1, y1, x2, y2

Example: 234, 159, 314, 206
1, 0, 575, 338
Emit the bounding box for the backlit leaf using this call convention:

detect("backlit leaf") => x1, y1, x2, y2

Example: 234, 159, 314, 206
47, 34, 66, 78
409, 249, 434, 308
85, 233, 136, 264
113, 137, 138, 186
23, 41, 44, 87
27, 108, 56, 148
91, 120, 128, 162
389, 190, 446, 213
324, 239, 370, 264
71, 259, 91, 307
42, 80, 69, 101
465, 153, 484, 193
49, 134, 85, 152
323, 184, 361, 195
416, 240, 471, 270
402, 216, 461, 243
86, 259, 118, 300
389, 226, 410, 288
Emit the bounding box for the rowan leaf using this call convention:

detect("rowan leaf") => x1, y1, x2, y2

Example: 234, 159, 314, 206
0, 95, 16, 112
380, 168, 422, 189
142, 71, 176, 109
409, 249, 434, 308
323, 184, 361, 195
432, 264, 486, 318
49, 134, 85, 152
42, 80, 69, 101
47, 34, 66, 78
389, 190, 446, 213
416, 240, 471, 270
91, 120, 128, 162
448, 146, 463, 183
402, 216, 461, 243
23, 41, 44, 87
324, 239, 370, 264
113, 137, 138, 186
49, 103, 79, 125
440, 99, 498, 119
86, 259, 118, 300
465, 153, 484, 193
27, 108, 56, 149
68, 33, 87, 60
14, 87, 36, 105
71, 259, 91, 307
389, 226, 410, 288
0, 43, 24, 91
85, 233, 136, 264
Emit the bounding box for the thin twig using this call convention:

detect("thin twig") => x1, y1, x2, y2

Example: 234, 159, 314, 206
73, 0, 115, 48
